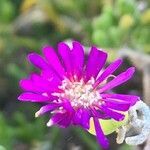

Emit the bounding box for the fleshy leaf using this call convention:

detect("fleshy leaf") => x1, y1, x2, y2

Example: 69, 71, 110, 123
88, 112, 128, 135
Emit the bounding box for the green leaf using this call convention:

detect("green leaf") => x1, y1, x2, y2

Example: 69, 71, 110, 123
88, 113, 128, 135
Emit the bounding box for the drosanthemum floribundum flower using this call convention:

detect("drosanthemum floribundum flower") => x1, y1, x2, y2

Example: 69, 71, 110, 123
18, 41, 139, 149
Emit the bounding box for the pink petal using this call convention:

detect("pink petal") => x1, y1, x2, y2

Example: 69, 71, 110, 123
58, 114, 72, 128
35, 103, 61, 117
58, 42, 72, 76
31, 73, 58, 92
41, 70, 61, 85
103, 98, 131, 104
93, 117, 109, 149
95, 59, 123, 87
85, 46, 107, 81
80, 109, 90, 129
18, 92, 50, 102
62, 100, 74, 113
28, 53, 49, 70
99, 67, 135, 93
42, 45, 65, 78
28, 53, 61, 79
73, 108, 82, 125
101, 93, 139, 106
19, 78, 36, 92
47, 112, 72, 128
20, 73, 60, 94
71, 41, 84, 78
19, 77, 48, 93
91, 108, 109, 119
73, 108, 90, 129
100, 106, 125, 121
104, 102, 130, 111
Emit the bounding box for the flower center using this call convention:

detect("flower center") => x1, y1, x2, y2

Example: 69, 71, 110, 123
53, 77, 102, 108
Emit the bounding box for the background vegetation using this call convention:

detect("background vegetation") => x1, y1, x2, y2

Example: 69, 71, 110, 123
0, 0, 149, 149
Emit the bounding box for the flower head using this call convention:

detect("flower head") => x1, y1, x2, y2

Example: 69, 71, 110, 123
18, 41, 139, 149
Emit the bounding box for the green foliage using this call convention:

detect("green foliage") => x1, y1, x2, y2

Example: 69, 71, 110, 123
0, 0, 148, 149
92, 29, 110, 47
14, 112, 47, 143
0, 113, 15, 149
91, 0, 150, 53
0, 112, 47, 149
73, 128, 100, 150
0, 0, 15, 23
115, 0, 136, 16
93, 11, 114, 31
108, 26, 123, 47
119, 144, 132, 150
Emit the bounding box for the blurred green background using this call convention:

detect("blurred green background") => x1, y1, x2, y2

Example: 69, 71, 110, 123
0, 0, 149, 149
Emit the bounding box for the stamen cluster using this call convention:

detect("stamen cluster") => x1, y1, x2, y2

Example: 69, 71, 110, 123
53, 77, 102, 108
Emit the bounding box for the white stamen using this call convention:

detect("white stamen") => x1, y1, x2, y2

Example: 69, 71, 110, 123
53, 77, 102, 108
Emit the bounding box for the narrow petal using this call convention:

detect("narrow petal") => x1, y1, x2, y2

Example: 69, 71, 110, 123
28, 53, 61, 80
58, 42, 72, 75
99, 67, 135, 93
28, 53, 49, 70
41, 70, 61, 85
19, 79, 51, 95
93, 117, 109, 149
95, 59, 123, 87
47, 112, 71, 128
18, 92, 50, 102
71, 41, 84, 78
73, 108, 90, 129
19, 73, 60, 94
62, 100, 74, 113
103, 102, 130, 111
81, 109, 91, 129
91, 108, 110, 119
85, 46, 107, 81
47, 113, 64, 127
101, 93, 139, 106
58, 114, 72, 128
35, 103, 61, 117
42, 45, 65, 78
100, 106, 125, 121
31, 73, 58, 92
19, 78, 36, 92
103, 98, 131, 104
73, 108, 82, 125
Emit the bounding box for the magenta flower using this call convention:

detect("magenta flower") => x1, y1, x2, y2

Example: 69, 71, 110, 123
18, 41, 139, 149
